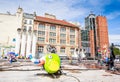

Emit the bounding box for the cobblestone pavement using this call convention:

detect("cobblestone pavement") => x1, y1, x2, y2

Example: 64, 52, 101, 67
0, 59, 120, 82
0, 69, 120, 82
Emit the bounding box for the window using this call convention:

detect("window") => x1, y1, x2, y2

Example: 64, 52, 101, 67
38, 31, 45, 36
60, 39, 66, 44
49, 32, 56, 37
24, 20, 27, 24
49, 38, 56, 44
38, 24, 45, 30
60, 34, 66, 38
50, 25, 56, 31
24, 26, 27, 30
60, 27, 66, 32
29, 26, 32, 31
38, 37, 45, 42
38, 46, 44, 53
29, 20, 32, 24
70, 35, 75, 38
70, 40, 75, 45
70, 28, 75, 34
70, 48, 75, 54
60, 47, 65, 53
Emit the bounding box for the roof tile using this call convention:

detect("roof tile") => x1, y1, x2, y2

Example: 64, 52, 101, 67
35, 16, 78, 28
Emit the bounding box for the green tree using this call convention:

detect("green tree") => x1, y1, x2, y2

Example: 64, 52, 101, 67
113, 47, 120, 56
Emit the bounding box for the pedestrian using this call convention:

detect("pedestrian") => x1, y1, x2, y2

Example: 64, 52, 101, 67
29, 44, 62, 74
107, 43, 115, 70
8, 52, 17, 63
78, 48, 81, 62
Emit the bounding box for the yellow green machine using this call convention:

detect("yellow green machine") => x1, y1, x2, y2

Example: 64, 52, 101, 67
29, 45, 61, 74
44, 53, 61, 74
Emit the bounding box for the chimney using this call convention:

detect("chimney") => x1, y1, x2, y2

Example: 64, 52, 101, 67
45, 13, 56, 19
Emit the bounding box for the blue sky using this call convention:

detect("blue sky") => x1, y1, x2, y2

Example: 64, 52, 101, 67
0, 0, 120, 44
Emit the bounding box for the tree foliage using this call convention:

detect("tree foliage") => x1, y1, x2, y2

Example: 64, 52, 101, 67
113, 47, 120, 56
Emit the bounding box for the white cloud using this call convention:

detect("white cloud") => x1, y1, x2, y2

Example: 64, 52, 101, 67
109, 35, 120, 44
0, 0, 89, 27
0, 0, 111, 20
0, 0, 119, 28
107, 12, 120, 20
30, 0, 89, 22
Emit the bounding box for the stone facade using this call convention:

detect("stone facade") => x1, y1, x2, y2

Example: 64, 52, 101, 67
34, 15, 80, 57
0, 13, 18, 46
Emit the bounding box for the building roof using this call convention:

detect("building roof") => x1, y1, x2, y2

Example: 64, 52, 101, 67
35, 16, 79, 28
23, 13, 35, 19
0, 13, 15, 16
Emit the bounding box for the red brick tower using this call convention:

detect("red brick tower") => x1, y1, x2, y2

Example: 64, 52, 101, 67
85, 14, 109, 58
96, 16, 109, 50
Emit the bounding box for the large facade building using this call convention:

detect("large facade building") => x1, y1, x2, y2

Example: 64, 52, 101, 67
84, 13, 109, 58
81, 28, 90, 57
15, 7, 36, 58
0, 7, 109, 58
0, 13, 18, 46
34, 13, 80, 57
0, 7, 37, 58
0, 8, 23, 57
14, 8, 81, 58
0, 7, 80, 58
